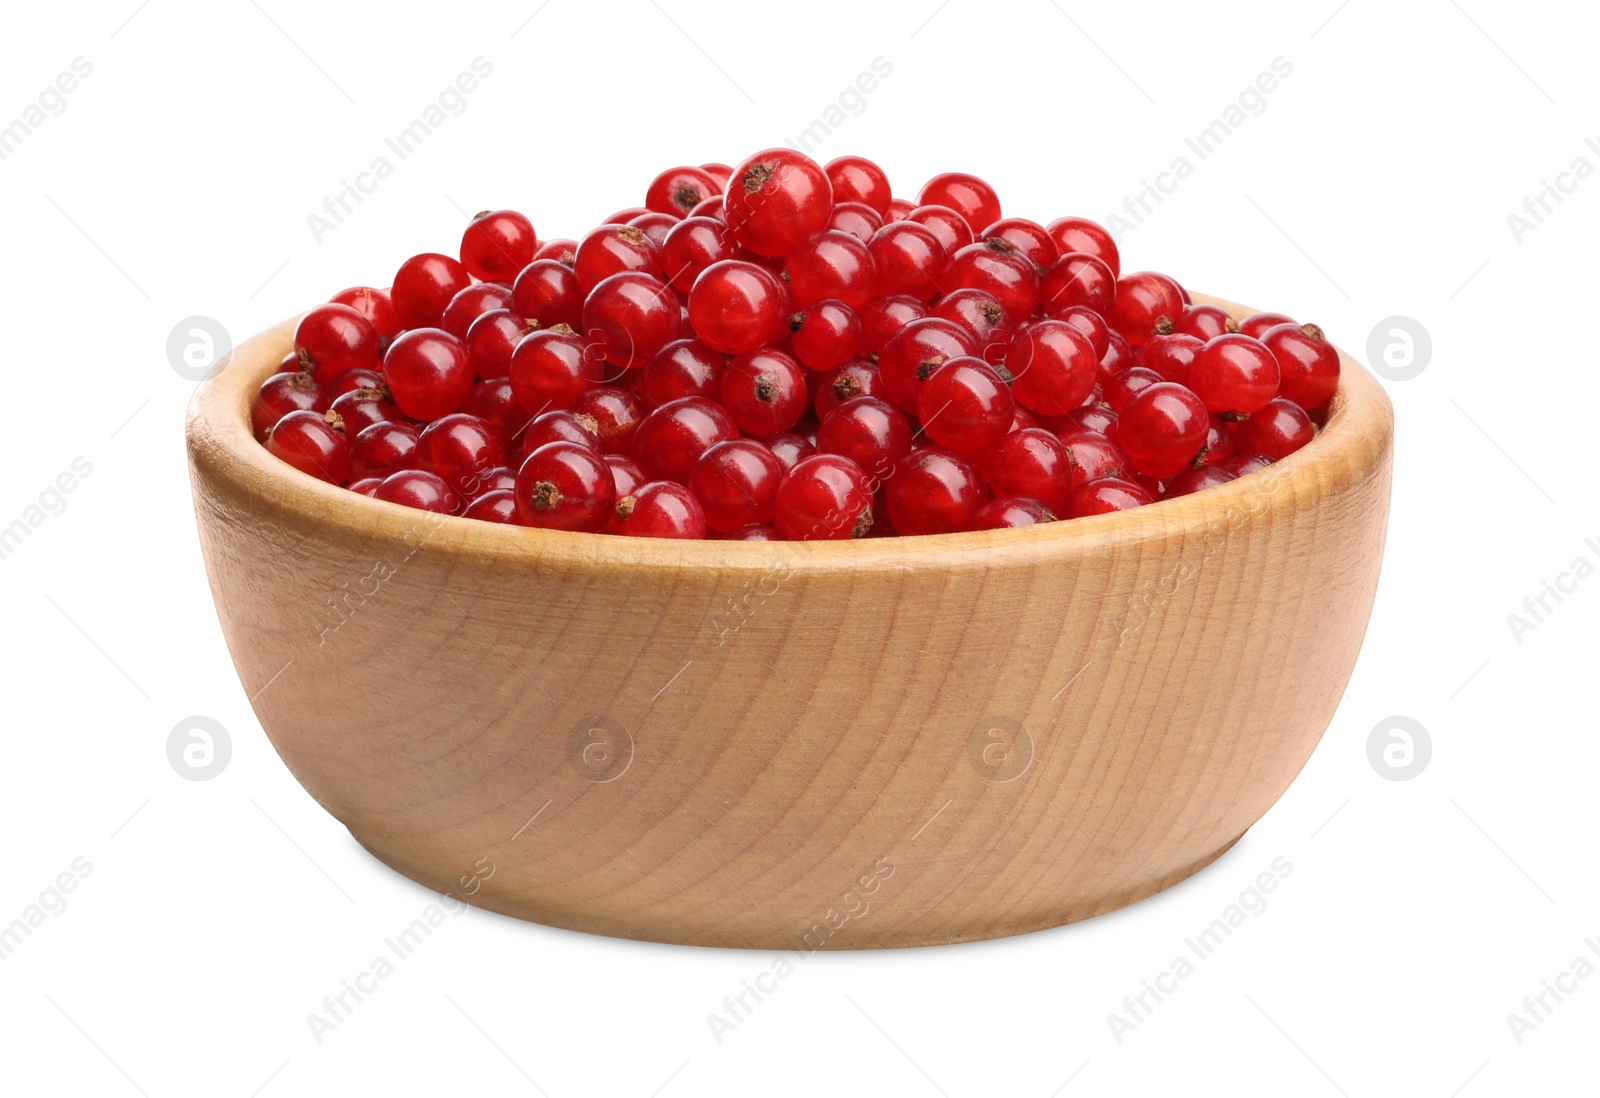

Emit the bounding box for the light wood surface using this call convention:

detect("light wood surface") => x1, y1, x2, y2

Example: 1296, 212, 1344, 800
186, 295, 1394, 949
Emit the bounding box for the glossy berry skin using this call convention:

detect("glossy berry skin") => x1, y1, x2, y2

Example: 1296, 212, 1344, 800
374, 469, 461, 514
1260, 323, 1340, 410
1225, 452, 1274, 478
720, 348, 808, 435
860, 295, 928, 353
789, 299, 862, 371
440, 282, 514, 340
463, 309, 533, 379
383, 328, 474, 420
1136, 333, 1204, 386
632, 396, 739, 482
294, 304, 381, 385
775, 454, 874, 540
866, 221, 946, 302
509, 329, 603, 413
815, 360, 882, 419
933, 288, 1011, 364
329, 286, 402, 347
885, 449, 989, 536
533, 238, 579, 266
917, 173, 1001, 232
1233, 398, 1315, 460
761, 431, 816, 472
604, 207, 652, 225
574, 224, 661, 293
462, 490, 519, 524
877, 317, 980, 415
571, 386, 646, 455
687, 439, 785, 532
1054, 305, 1110, 360
514, 441, 615, 532
981, 217, 1057, 269
1064, 476, 1153, 517
602, 455, 646, 529
1062, 403, 1117, 435
460, 210, 537, 282
1102, 366, 1166, 413
349, 421, 420, 481
640, 339, 723, 405
1005, 319, 1098, 416
724, 523, 778, 541
699, 163, 733, 187
1099, 329, 1135, 380
787, 230, 878, 310
972, 497, 1055, 529
985, 428, 1073, 515
1105, 271, 1186, 347
687, 260, 788, 354
824, 155, 892, 215
1040, 252, 1115, 318
1174, 304, 1237, 341
942, 240, 1040, 323
660, 216, 736, 294
918, 357, 1015, 457
348, 477, 383, 497
266, 410, 349, 484
1058, 428, 1130, 486
645, 165, 721, 218
723, 148, 833, 257
816, 395, 911, 482
1116, 382, 1210, 477
329, 386, 399, 434
904, 204, 974, 255
1199, 413, 1236, 467
327, 367, 385, 397
417, 413, 507, 496
582, 272, 679, 370
1240, 310, 1296, 339
1188, 334, 1282, 414
688, 195, 725, 221
613, 481, 707, 539
627, 212, 678, 250
1164, 465, 1237, 499
517, 410, 604, 462
461, 377, 532, 448
468, 466, 517, 496
1044, 217, 1120, 278
252, 371, 326, 439
391, 253, 472, 329
511, 260, 583, 329
827, 202, 884, 242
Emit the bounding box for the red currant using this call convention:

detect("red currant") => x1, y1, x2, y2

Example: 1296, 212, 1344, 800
981, 218, 1057, 268
251, 370, 326, 439
574, 224, 662, 293
582, 272, 679, 370
460, 210, 537, 282
440, 282, 514, 340
329, 385, 399, 434
461, 377, 532, 449
1136, 333, 1204, 386
1005, 319, 1098, 416
571, 385, 646, 454
1116, 382, 1209, 477
825, 155, 892, 215
943, 239, 1039, 323
350, 420, 420, 481
512, 260, 583, 329
509, 328, 603, 413
640, 338, 724, 405
826, 201, 885, 242
532, 238, 578, 266
633, 396, 739, 482
918, 357, 1015, 457
687, 259, 787, 354
787, 230, 878, 310
517, 409, 604, 463
1260, 323, 1340, 411
761, 431, 816, 472
1164, 465, 1237, 499
1058, 428, 1130, 486
329, 286, 401, 349
391, 253, 471, 329
723, 149, 833, 257
465, 308, 533, 378
374, 469, 461, 514
1064, 476, 1152, 517
463, 490, 519, 523
1101, 366, 1165, 413
1044, 217, 1120, 278
985, 428, 1073, 514
515, 441, 615, 532
885, 449, 989, 535
904, 204, 974, 255
1188, 334, 1281, 414
383, 328, 474, 420
877, 316, 979, 415
1225, 452, 1274, 477
932, 288, 1011, 364
917, 173, 1001, 232
859, 294, 928, 353
613, 481, 707, 539
418, 413, 507, 496
1239, 310, 1296, 339
1104, 271, 1185, 347
866, 221, 946, 302
720, 348, 808, 435
789, 299, 862, 371
1173, 304, 1238, 341
816, 395, 912, 482
972, 497, 1055, 529
294, 304, 380, 385
660, 216, 736, 294
774, 453, 874, 540
1233, 398, 1314, 460
266, 409, 349, 484
1040, 252, 1115, 318
687, 439, 785, 532
645, 165, 721, 218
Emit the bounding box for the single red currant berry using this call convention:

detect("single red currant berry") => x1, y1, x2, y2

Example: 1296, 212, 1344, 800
1233, 398, 1315, 460
350, 420, 420, 481
687, 259, 788, 354
826, 201, 885, 242
1011, 405, 1039, 432
1040, 252, 1115, 318
1225, 452, 1274, 477
514, 441, 615, 532
885, 449, 990, 535
973, 497, 1056, 529
583, 272, 679, 370
1062, 403, 1117, 435
824, 155, 892, 215
460, 209, 537, 282
644, 165, 721, 218
787, 230, 878, 310
267, 409, 349, 483
383, 328, 474, 420
511, 259, 583, 329
985, 428, 1073, 515
859, 295, 929, 354
516, 410, 604, 464
1044, 217, 1120, 278
886, 197, 915, 220
464, 466, 517, 497
640, 338, 724, 406
327, 367, 385, 397
815, 360, 882, 419
1099, 329, 1134, 380
981, 218, 1057, 268
571, 385, 646, 454
932, 288, 1011, 363
628, 211, 681, 253
462, 489, 519, 523
1164, 465, 1238, 499
1116, 382, 1210, 478
294, 303, 380, 385
816, 395, 912, 483
1173, 304, 1238, 341
330, 386, 400, 434
1199, 413, 1236, 467
612, 481, 707, 539
1188, 334, 1282, 414
1136, 333, 1205, 386
418, 413, 507, 496
463, 309, 533, 379
509, 328, 603, 413
866, 221, 946, 302
699, 162, 733, 187
720, 348, 808, 435
789, 299, 863, 371
533, 238, 579, 266
687, 439, 786, 532
942, 239, 1040, 322
918, 357, 1015, 457
775, 453, 874, 540
391, 252, 471, 329
904, 204, 974, 255
374, 469, 461, 514
1104, 271, 1185, 347
349, 477, 383, 497
877, 317, 979, 415
1006, 319, 1098, 415
1053, 305, 1110, 360
252, 371, 327, 439
1101, 366, 1165, 413
916, 172, 1001, 232
1058, 428, 1130, 488
574, 224, 662, 293
1260, 322, 1340, 410
633, 396, 739, 482
1239, 310, 1296, 339
761, 431, 816, 472
1065, 476, 1152, 517
329, 286, 402, 349
723, 148, 833, 257
440, 282, 515, 340
602, 453, 647, 526
688, 194, 725, 221
660, 216, 736, 294
461, 377, 533, 449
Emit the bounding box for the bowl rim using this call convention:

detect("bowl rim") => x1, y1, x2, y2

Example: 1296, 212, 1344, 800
186, 293, 1394, 575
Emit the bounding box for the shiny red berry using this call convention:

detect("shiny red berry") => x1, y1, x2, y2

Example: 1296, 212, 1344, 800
720, 348, 808, 435
374, 469, 461, 514
418, 413, 507, 497
972, 497, 1055, 529
985, 428, 1073, 515
571, 386, 646, 454
329, 386, 399, 434
1233, 398, 1314, 460
1260, 323, 1340, 410
582, 272, 679, 370
877, 317, 979, 415
460, 210, 537, 282
266, 409, 349, 484
1164, 465, 1237, 498
632, 396, 739, 482
825, 155, 892, 216
859, 294, 929, 353
1188, 334, 1281, 414
463, 490, 519, 523
640, 338, 724, 405
645, 165, 721, 218
660, 216, 736, 294
789, 299, 862, 371
917, 172, 1001, 232
511, 260, 583, 329
614, 481, 707, 538
687, 259, 787, 354
866, 221, 946, 302
885, 448, 989, 535
1065, 476, 1152, 517
251, 370, 326, 439
942, 239, 1039, 323
383, 328, 473, 420
1040, 252, 1115, 318
814, 360, 882, 419
1239, 310, 1296, 339
1105, 271, 1185, 347
1136, 333, 1204, 386
1044, 217, 1120, 278
775, 454, 874, 540
723, 149, 833, 257
349, 421, 419, 481
440, 282, 515, 340
918, 357, 1015, 457
1117, 382, 1210, 478
904, 204, 974, 255
1173, 304, 1238, 341
391, 253, 471, 329
510, 328, 602, 413
787, 230, 878, 310
329, 286, 402, 349
294, 303, 380, 385
515, 441, 615, 532
687, 439, 785, 532
816, 395, 912, 483
1005, 319, 1098, 416
574, 224, 661, 293
827, 201, 885, 242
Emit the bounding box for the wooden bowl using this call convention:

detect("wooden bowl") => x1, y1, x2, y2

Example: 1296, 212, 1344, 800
187, 295, 1393, 949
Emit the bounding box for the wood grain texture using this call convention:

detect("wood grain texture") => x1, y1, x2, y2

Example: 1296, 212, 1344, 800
186, 295, 1394, 949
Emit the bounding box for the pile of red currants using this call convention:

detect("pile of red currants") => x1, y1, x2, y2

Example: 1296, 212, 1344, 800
254, 149, 1338, 540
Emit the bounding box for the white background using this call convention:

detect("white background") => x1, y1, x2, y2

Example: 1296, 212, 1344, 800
2, 1, 1595, 1095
